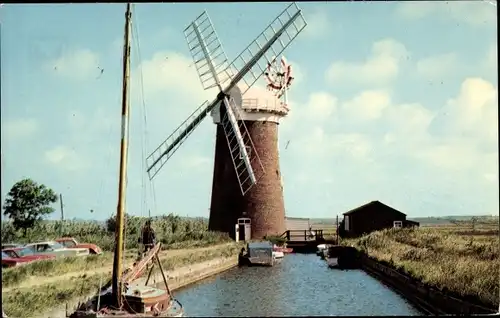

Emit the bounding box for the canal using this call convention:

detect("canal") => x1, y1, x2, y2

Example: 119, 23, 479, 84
173, 253, 422, 316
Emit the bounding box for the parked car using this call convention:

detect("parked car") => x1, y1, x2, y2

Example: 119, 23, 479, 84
2, 247, 55, 268
55, 237, 103, 255
2, 243, 21, 250
23, 241, 89, 258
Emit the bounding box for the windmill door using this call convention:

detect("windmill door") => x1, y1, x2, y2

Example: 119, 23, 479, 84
237, 218, 252, 241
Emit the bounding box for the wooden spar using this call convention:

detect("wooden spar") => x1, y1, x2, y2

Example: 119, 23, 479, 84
112, 2, 132, 308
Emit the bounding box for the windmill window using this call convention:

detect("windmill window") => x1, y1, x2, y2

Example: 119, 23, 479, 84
239, 146, 252, 160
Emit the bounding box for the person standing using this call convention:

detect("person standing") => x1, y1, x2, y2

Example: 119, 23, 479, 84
140, 219, 156, 255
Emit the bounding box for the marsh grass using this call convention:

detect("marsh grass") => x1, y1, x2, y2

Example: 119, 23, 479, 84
1, 215, 231, 251
3, 273, 105, 317
2, 253, 114, 288
2, 243, 243, 318
345, 227, 499, 307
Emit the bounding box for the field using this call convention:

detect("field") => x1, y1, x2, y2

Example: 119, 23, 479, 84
1, 214, 231, 251
2, 242, 243, 317
344, 220, 499, 307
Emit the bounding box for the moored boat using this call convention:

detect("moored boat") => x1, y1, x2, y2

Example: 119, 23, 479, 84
326, 257, 339, 268
272, 245, 293, 254
240, 241, 275, 267
272, 250, 284, 259
317, 244, 327, 257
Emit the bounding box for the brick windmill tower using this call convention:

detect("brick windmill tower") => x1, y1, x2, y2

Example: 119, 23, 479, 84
209, 57, 295, 239
146, 3, 307, 239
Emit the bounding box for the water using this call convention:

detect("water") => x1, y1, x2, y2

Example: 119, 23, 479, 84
173, 254, 422, 316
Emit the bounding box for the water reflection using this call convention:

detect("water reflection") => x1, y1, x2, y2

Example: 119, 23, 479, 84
174, 254, 422, 317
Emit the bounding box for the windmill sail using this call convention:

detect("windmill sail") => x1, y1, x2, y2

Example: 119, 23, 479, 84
224, 2, 307, 95
146, 100, 212, 179
221, 96, 265, 195
146, 2, 307, 196
184, 11, 232, 91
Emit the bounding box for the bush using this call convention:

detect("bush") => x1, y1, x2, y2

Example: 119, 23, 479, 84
265, 235, 287, 246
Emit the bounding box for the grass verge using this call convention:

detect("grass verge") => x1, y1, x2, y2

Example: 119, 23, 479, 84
2, 242, 243, 318
344, 227, 499, 307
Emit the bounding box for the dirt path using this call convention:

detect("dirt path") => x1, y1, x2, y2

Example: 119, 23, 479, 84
2, 243, 234, 293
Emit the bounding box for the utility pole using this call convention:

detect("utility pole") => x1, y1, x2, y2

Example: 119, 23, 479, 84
59, 193, 65, 236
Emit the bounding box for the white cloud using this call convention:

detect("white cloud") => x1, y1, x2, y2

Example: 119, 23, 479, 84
384, 102, 434, 138
289, 75, 496, 182
46, 49, 100, 80
1, 118, 39, 140
341, 90, 391, 122
302, 9, 332, 39
304, 92, 338, 121
44, 146, 88, 172
430, 77, 498, 144
137, 51, 215, 101
325, 38, 409, 87
395, 2, 496, 27
416, 53, 458, 81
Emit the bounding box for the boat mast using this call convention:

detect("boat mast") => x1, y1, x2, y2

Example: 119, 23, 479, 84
112, 2, 132, 308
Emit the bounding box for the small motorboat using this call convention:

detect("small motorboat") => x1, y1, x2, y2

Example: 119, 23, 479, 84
316, 244, 327, 256
239, 242, 275, 267
326, 257, 339, 268
272, 251, 284, 259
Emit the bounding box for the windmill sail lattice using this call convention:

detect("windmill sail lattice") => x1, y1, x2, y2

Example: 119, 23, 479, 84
184, 11, 233, 91
146, 2, 307, 195
225, 3, 306, 95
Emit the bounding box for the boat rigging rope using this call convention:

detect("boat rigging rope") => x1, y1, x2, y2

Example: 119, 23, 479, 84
131, 3, 158, 220
131, 5, 158, 286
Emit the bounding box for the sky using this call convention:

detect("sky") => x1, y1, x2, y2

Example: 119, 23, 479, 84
0, 1, 498, 221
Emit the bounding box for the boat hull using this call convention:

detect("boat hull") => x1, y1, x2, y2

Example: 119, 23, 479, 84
272, 251, 284, 259
326, 257, 338, 268
71, 286, 184, 317
273, 247, 293, 253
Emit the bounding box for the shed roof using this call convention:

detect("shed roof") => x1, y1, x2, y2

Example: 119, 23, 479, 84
343, 200, 406, 217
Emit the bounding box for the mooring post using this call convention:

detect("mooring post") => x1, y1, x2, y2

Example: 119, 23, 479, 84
336, 215, 339, 245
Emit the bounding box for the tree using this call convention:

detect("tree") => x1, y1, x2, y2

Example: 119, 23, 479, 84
3, 178, 58, 236
106, 213, 131, 233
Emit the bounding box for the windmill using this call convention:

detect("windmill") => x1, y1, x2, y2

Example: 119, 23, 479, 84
146, 3, 307, 239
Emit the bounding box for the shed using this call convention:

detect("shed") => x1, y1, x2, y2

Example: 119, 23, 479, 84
339, 200, 419, 238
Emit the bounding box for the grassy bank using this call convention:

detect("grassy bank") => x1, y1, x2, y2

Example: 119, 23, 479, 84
1, 214, 231, 251
2, 242, 243, 317
345, 227, 499, 307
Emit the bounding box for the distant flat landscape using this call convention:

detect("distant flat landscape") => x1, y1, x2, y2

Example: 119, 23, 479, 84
308, 215, 498, 226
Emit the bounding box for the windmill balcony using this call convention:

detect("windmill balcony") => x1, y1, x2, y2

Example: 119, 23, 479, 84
241, 98, 289, 116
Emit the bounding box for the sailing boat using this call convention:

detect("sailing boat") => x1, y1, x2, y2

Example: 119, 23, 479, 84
70, 4, 183, 317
